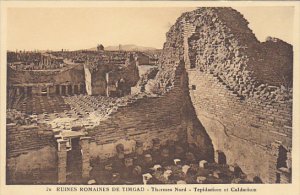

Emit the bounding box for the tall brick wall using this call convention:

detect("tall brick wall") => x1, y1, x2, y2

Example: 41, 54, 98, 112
155, 7, 293, 183
187, 70, 292, 183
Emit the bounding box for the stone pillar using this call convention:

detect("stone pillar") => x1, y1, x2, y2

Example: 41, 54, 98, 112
16, 87, 20, 96
79, 137, 91, 180
59, 85, 62, 95
65, 85, 68, 96
106, 73, 110, 97
24, 87, 28, 97
78, 84, 81, 94
57, 139, 68, 184
286, 151, 292, 170
214, 150, 219, 164
47, 87, 50, 96
71, 85, 75, 95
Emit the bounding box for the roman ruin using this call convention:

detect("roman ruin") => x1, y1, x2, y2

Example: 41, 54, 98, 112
6, 7, 292, 185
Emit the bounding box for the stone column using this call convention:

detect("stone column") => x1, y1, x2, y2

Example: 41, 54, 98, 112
106, 73, 110, 97
214, 150, 219, 164
286, 151, 292, 170
71, 85, 75, 95
16, 87, 20, 96
24, 87, 28, 97
64, 85, 68, 96
57, 139, 68, 184
47, 87, 50, 96
78, 84, 82, 94
59, 85, 62, 95
79, 137, 91, 180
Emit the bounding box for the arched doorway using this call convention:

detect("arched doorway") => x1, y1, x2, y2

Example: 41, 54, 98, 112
217, 150, 227, 165
66, 138, 83, 184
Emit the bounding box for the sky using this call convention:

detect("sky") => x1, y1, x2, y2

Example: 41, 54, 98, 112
6, 6, 294, 51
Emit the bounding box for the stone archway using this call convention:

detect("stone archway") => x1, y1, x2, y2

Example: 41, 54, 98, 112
56, 135, 91, 184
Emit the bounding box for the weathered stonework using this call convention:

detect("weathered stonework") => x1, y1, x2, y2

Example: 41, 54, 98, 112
153, 7, 293, 183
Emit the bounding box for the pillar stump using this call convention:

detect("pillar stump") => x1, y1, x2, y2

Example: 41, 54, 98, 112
79, 137, 91, 180
57, 139, 68, 184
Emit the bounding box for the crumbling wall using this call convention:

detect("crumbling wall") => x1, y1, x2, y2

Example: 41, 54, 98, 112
187, 8, 293, 102
156, 7, 293, 183
6, 122, 57, 184
188, 71, 292, 183
84, 64, 107, 96
8, 64, 85, 85
87, 62, 214, 160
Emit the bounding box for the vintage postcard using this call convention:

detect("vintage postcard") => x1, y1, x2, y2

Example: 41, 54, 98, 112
0, 1, 299, 195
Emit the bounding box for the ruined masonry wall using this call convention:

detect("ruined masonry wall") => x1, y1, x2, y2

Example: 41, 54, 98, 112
87, 62, 214, 160
156, 7, 293, 183
187, 70, 292, 183
87, 64, 187, 159
6, 123, 57, 184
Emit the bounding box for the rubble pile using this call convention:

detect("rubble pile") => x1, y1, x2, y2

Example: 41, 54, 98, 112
89, 140, 259, 185
136, 67, 159, 92
6, 109, 37, 125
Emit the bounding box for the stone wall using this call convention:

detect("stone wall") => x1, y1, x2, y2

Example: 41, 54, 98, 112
188, 70, 291, 183
155, 7, 293, 183
8, 64, 85, 85
187, 8, 293, 102
84, 65, 107, 96
87, 62, 214, 161
6, 123, 57, 184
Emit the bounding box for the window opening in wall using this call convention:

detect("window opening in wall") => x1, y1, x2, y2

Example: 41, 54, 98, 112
56, 85, 60, 95
277, 145, 288, 169
81, 84, 86, 94
68, 85, 72, 95
192, 85, 196, 90
62, 85, 66, 96
74, 85, 79, 94
66, 137, 82, 183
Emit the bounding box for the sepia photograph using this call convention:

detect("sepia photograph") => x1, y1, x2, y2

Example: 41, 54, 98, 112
0, 1, 300, 195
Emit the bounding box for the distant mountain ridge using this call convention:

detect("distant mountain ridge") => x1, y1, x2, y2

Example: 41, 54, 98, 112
88, 44, 157, 51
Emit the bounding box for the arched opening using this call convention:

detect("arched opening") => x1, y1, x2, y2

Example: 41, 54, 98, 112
275, 172, 281, 183
56, 85, 60, 95
67, 85, 72, 95
74, 85, 79, 94
277, 145, 288, 169
81, 84, 86, 94
61, 85, 66, 96
66, 137, 82, 184
217, 150, 227, 165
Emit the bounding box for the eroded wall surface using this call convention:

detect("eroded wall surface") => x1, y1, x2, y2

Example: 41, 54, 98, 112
155, 7, 293, 183
6, 123, 57, 184
87, 62, 214, 161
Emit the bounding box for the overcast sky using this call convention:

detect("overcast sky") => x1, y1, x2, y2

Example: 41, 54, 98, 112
6, 6, 294, 51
